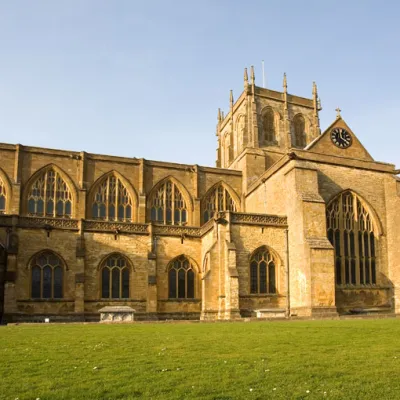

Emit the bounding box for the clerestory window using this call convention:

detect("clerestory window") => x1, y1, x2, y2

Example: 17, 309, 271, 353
91, 175, 133, 222
27, 168, 72, 218
202, 184, 237, 223
150, 180, 187, 225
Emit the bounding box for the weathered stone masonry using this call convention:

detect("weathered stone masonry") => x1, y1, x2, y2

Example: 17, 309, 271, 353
0, 69, 399, 321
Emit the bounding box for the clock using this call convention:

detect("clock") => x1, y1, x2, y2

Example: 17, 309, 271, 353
330, 127, 352, 148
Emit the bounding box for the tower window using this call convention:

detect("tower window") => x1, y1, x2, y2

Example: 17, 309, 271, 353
293, 114, 306, 148
262, 108, 276, 143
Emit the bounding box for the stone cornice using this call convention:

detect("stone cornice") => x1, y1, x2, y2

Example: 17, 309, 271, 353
0, 213, 288, 236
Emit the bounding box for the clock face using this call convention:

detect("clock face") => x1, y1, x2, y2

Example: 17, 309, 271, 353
330, 127, 352, 148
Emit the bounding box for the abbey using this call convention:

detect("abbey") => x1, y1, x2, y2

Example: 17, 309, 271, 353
0, 67, 399, 322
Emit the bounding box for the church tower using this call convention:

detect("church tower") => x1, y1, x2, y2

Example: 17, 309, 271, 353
216, 67, 322, 189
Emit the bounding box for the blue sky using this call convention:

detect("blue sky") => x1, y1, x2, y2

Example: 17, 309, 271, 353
0, 0, 399, 169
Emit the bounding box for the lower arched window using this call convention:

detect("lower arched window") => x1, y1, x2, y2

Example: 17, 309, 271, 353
250, 247, 276, 294
168, 255, 195, 299
327, 191, 377, 286
31, 251, 63, 299
101, 254, 130, 299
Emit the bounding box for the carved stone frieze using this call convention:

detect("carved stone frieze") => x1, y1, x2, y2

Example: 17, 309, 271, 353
153, 224, 202, 237
18, 216, 79, 230
231, 212, 287, 226
83, 220, 149, 234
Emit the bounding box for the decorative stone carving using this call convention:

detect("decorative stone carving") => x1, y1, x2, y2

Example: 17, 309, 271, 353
153, 224, 202, 237
18, 216, 79, 230
231, 213, 287, 226
99, 306, 136, 323
84, 220, 149, 234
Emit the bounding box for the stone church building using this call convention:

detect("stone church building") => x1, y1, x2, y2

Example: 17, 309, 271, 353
0, 68, 399, 322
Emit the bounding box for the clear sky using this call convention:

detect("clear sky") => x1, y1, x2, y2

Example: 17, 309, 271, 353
0, 0, 399, 169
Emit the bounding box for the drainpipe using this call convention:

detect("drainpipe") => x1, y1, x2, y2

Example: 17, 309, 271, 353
285, 228, 290, 317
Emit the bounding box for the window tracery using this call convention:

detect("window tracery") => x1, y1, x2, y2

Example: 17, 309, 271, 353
326, 191, 377, 286
150, 180, 187, 225
31, 251, 63, 299
203, 184, 237, 223
0, 177, 6, 214
250, 247, 276, 294
91, 175, 133, 222
27, 168, 72, 218
101, 254, 130, 299
293, 114, 306, 148
168, 255, 195, 299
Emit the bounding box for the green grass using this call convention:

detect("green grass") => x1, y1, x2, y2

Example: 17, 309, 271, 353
1, 319, 400, 400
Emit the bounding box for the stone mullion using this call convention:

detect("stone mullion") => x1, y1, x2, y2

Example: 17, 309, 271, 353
119, 268, 122, 298
43, 171, 48, 217
163, 185, 167, 224
172, 184, 176, 225
266, 260, 270, 294
40, 267, 44, 299
52, 172, 57, 218
185, 269, 188, 299
105, 177, 110, 221
52, 266, 55, 299
353, 196, 361, 285
339, 196, 346, 285
108, 268, 112, 299
115, 178, 120, 222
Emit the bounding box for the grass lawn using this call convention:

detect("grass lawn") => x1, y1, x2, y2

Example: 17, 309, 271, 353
1, 319, 400, 400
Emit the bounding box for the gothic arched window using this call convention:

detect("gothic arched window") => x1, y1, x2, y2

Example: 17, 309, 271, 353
263, 108, 275, 143
0, 177, 6, 214
250, 247, 276, 294
293, 114, 306, 148
168, 255, 195, 299
101, 254, 130, 299
327, 191, 377, 286
27, 168, 72, 218
30, 251, 63, 299
91, 175, 133, 222
150, 180, 188, 225
202, 184, 238, 223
